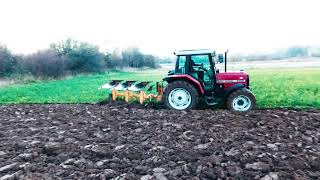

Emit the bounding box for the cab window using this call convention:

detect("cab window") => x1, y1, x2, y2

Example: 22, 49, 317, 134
190, 55, 211, 70
176, 56, 186, 74
189, 54, 213, 84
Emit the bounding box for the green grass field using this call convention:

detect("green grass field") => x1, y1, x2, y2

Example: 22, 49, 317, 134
0, 68, 319, 108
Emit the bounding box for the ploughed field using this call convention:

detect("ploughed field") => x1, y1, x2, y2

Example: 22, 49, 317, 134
0, 104, 319, 179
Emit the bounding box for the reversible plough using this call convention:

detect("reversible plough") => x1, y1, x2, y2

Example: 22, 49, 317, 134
101, 80, 163, 104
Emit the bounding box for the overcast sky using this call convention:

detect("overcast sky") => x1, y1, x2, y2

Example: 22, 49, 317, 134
0, 0, 319, 56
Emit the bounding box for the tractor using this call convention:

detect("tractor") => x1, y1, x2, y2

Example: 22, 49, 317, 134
100, 49, 256, 113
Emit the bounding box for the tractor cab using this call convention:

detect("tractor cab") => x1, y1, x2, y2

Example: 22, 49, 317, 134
176, 50, 214, 83
171, 49, 223, 92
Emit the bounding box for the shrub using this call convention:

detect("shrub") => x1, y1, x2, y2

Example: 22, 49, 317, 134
51, 39, 105, 73
1, 40, 159, 79
119, 47, 157, 68
0, 45, 18, 77
121, 47, 144, 68
105, 47, 157, 69
143, 54, 157, 68
22, 49, 68, 78
105, 49, 123, 68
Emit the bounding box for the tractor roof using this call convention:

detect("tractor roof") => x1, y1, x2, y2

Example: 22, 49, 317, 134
174, 49, 215, 56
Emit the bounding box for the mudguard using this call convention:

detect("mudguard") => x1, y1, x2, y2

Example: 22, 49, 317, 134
222, 83, 246, 100
163, 74, 205, 95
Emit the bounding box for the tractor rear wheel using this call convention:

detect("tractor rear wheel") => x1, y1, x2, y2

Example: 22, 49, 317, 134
163, 81, 199, 110
227, 89, 256, 113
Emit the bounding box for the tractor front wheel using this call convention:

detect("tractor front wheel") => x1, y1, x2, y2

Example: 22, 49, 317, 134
227, 89, 256, 113
163, 81, 199, 110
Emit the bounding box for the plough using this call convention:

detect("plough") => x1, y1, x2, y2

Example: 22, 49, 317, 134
100, 80, 164, 104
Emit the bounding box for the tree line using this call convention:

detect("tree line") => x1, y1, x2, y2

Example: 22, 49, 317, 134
230, 46, 320, 61
0, 39, 158, 79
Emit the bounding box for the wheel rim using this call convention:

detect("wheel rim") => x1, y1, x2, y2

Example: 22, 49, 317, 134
232, 95, 252, 112
168, 88, 192, 110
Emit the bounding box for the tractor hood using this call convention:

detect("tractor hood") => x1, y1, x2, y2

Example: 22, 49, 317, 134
216, 71, 248, 88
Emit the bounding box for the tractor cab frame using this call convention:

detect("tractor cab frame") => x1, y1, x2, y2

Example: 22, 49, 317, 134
173, 49, 217, 92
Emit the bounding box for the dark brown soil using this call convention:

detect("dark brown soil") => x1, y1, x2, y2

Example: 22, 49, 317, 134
0, 104, 319, 180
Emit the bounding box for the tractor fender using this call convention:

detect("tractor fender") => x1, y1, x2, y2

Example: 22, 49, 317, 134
222, 83, 246, 100
163, 74, 205, 95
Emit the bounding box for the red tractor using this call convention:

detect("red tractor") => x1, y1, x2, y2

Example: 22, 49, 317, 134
101, 49, 256, 113
162, 49, 256, 112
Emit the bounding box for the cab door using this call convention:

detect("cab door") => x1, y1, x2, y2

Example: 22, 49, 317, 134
188, 54, 215, 86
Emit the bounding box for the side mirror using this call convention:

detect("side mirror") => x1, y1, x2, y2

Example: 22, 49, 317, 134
218, 54, 224, 63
